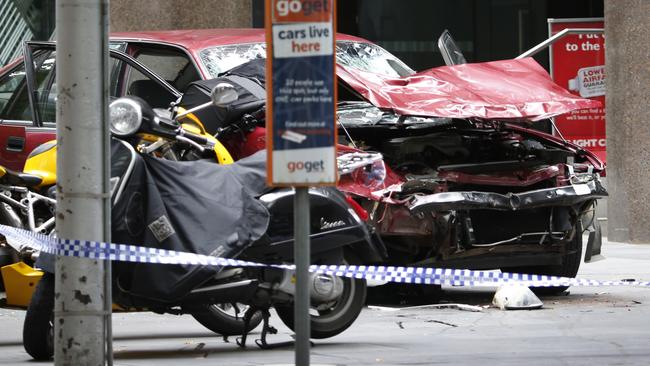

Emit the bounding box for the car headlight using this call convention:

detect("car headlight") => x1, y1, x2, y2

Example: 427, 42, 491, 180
109, 98, 142, 136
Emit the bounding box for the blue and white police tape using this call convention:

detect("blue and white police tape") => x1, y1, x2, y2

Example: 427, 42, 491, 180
1, 224, 648, 289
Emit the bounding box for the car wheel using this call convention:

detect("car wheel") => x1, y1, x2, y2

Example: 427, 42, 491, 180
23, 272, 54, 360
191, 303, 263, 336
509, 222, 583, 296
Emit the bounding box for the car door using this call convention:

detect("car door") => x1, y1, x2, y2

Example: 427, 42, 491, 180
0, 44, 55, 170
121, 42, 202, 94
0, 42, 180, 170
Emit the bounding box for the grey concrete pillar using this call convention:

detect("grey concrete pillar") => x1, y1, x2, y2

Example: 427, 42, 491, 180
605, 0, 650, 243
110, 0, 252, 32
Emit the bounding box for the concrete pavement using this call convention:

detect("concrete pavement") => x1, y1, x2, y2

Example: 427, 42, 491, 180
1, 239, 650, 365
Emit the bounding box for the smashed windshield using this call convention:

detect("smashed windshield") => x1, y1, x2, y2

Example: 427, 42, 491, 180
199, 41, 415, 78
199, 43, 267, 77
336, 41, 414, 77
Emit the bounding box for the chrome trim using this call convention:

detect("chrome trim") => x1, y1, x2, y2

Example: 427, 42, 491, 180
112, 139, 137, 205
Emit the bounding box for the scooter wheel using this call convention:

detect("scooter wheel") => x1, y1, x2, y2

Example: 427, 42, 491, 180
275, 275, 367, 339
23, 272, 54, 360
191, 303, 263, 336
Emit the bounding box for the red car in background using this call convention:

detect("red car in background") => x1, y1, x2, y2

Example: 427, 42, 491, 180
0, 28, 606, 294
0, 29, 377, 170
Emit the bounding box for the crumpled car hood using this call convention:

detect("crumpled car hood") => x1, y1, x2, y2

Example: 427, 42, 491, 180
337, 57, 600, 121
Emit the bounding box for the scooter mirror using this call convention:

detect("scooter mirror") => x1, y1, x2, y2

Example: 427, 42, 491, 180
211, 83, 239, 107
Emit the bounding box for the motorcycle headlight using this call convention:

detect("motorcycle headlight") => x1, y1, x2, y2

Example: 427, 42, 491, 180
109, 98, 142, 136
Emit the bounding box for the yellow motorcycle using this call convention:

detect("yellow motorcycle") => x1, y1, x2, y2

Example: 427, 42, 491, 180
0, 85, 237, 305
0, 142, 57, 300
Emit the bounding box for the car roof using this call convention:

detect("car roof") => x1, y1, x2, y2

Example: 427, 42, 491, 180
110, 28, 369, 52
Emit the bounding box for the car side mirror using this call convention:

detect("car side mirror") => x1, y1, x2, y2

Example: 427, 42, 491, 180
211, 83, 239, 107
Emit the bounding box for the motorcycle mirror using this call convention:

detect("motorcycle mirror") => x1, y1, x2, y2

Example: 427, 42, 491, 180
211, 83, 238, 107
175, 83, 239, 122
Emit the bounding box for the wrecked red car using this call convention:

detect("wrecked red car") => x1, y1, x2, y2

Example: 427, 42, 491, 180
191, 31, 607, 295
0, 29, 606, 294
334, 57, 606, 294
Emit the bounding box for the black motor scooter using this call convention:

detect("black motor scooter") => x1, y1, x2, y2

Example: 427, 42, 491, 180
22, 88, 384, 360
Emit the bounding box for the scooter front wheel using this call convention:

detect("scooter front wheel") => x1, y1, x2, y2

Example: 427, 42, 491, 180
191, 303, 263, 336
274, 274, 367, 339
23, 272, 54, 360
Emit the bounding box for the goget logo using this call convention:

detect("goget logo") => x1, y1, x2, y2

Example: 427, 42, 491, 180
273, 0, 331, 22
287, 159, 325, 173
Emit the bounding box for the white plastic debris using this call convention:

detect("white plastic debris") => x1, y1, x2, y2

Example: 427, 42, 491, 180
492, 285, 543, 310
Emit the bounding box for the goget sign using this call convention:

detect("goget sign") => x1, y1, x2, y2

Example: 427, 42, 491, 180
549, 18, 605, 163
266, 0, 337, 186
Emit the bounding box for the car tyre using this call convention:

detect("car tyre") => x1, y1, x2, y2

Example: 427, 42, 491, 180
23, 272, 54, 360
509, 222, 583, 296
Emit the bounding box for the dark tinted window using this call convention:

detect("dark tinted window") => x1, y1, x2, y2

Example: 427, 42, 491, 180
131, 46, 200, 93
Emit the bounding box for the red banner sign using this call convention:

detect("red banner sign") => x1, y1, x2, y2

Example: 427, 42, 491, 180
549, 18, 605, 163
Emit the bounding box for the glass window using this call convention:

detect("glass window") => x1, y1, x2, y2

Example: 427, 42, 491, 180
0, 49, 56, 122
336, 41, 415, 77
32, 51, 57, 122
0, 47, 178, 124
198, 41, 414, 79
199, 43, 267, 78
131, 47, 200, 93
109, 42, 127, 52
126, 67, 177, 108
0, 66, 28, 118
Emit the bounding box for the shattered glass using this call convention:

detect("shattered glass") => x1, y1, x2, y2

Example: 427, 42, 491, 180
199, 43, 267, 78
336, 41, 415, 77
199, 41, 415, 78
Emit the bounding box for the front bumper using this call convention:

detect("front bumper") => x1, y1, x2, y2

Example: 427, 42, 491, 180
409, 179, 607, 213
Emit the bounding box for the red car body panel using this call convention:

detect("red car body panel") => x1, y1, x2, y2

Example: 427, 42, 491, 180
0, 28, 604, 172
337, 57, 601, 121
0, 127, 55, 171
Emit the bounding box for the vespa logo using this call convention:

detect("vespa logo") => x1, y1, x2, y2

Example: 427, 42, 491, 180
320, 217, 346, 230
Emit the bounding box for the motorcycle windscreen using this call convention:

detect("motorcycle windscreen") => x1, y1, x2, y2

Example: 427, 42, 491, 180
111, 149, 270, 303
336, 57, 600, 122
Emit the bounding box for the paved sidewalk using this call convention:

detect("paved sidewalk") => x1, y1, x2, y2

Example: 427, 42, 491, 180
1, 239, 650, 365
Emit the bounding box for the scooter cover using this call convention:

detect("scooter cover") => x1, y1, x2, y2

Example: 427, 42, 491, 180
180, 58, 266, 134
111, 145, 270, 303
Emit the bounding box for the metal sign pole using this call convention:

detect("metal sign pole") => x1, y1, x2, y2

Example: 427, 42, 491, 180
55, 0, 110, 364
266, 1, 337, 365
294, 187, 310, 365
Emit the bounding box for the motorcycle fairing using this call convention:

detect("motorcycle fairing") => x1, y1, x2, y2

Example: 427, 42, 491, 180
111, 146, 270, 303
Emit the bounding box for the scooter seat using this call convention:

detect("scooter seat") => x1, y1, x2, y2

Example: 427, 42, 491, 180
0, 166, 43, 187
